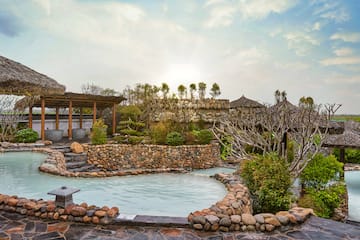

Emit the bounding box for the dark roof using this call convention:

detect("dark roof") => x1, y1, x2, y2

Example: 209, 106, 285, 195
0, 55, 65, 96
323, 130, 360, 148
230, 95, 264, 109
15, 92, 126, 109
269, 99, 298, 112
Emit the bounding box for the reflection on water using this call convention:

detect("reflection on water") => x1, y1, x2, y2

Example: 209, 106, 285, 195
0, 152, 230, 217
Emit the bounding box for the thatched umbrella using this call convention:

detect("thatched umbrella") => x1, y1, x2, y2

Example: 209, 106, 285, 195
230, 95, 264, 109
0, 55, 65, 96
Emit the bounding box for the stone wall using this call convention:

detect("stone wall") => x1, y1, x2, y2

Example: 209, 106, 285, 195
83, 143, 221, 170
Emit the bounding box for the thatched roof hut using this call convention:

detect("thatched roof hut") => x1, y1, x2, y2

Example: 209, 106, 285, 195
0, 55, 65, 96
324, 130, 360, 149
230, 95, 264, 109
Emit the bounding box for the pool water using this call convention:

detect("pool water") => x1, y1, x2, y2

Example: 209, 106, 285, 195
345, 171, 360, 221
0, 152, 230, 217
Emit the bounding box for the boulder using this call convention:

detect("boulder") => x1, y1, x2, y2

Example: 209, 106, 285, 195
241, 213, 256, 225
70, 142, 84, 153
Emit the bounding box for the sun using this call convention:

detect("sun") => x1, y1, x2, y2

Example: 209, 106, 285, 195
160, 63, 202, 92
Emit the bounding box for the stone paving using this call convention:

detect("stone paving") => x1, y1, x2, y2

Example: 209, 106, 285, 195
1, 211, 360, 240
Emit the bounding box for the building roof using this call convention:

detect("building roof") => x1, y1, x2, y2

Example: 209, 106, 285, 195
230, 95, 264, 109
15, 92, 126, 109
0, 55, 65, 96
323, 130, 360, 148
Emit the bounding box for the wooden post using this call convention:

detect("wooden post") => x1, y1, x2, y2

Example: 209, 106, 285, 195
112, 103, 116, 135
41, 98, 45, 141
93, 102, 97, 124
28, 105, 33, 129
68, 100, 73, 140
55, 107, 59, 130
79, 108, 83, 129
339, 148, 345, 180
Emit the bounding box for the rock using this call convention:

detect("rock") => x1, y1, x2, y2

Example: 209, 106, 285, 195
211, 223, 219, 231
70, 142, 84, 153
219, 217, 231, 227
92, 216, 100, 224
94, 210, 107, 217
219, 226, 229, 232
231, 202, 241, 209
71, 206, 87, 217
265, 224, 275, 232
265, 216, 281, 227
7, 198, 18, 207
83, 215, 92, 223
205, 215, 219, 224
247, 225, 255, 231
193, 224, 203, 230
192, 216, 206, 225
241, 213, 256, 225
230, 215, 241, 224
46, 204, 56, 212
254, 214, 265, 224
277, 215, 289, 225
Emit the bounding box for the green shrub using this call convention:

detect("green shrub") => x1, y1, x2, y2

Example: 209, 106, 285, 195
184, 131, 197, 145
299, 183, 345, 218
91, 119, 108, 145
166, 131, 184, 146
241, 153, 292, 213
120, 129, 144, 136
220, 135, 232, 160
299, 153, 345, 218
300, 154, 343, 189
14, 128, 39, 143
333, 148, 360, 164
118, 105, 142, 121
193, 129, 213, 144
128, 136, 144, 144
150, 121, 170, 144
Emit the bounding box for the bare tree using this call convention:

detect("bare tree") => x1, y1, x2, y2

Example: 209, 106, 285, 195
0, 95, 24, 141
213, 101, 338, 179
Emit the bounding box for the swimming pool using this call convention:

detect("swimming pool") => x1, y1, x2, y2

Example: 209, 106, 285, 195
345, 171, 360, 222
0, 152, 231, 217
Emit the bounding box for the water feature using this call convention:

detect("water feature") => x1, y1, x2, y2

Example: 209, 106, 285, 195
345, 171, 360, 222
0, 152, 230, 217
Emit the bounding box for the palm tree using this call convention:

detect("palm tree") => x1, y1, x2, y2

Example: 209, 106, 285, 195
198, 82, 206, 100
210, 83, 221, 99
177, 84, 187, 99
189, 83, 197, 99
161, 83, 170, 99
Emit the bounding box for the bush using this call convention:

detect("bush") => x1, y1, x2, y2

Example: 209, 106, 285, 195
150, 121, 171, 144
220, 135, 232, 160
91, 119, 108, 145
333, 148, 360, 164
299, 183, 346, 218
193, 129, 213, 144
184, 131, 197, 145
241, 153, 292, 213
300, 154, 343, 189
128, 136, 145, 144
298, 153, 345, 218
120, 129, 144, 136
166, 131, 184, 146
14, 128, 39, 143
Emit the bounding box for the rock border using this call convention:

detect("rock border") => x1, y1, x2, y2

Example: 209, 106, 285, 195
188, 173, 315, 232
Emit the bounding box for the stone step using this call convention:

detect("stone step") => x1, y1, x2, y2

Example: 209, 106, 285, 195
64, 153, 88, 161
68, 164, 98, 172
66, 161, 87, 169
50, 146, 71, 153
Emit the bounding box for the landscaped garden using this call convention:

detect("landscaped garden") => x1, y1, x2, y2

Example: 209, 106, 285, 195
0, 79, 359, 233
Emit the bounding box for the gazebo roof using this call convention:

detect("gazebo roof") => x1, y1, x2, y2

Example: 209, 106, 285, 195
230, 95, 264, 109
0, 55, 65, 96
16, 92, 126, 109
323, 130, 360, 149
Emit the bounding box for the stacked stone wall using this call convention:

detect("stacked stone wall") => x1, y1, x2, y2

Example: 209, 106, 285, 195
84, 143, 221, 170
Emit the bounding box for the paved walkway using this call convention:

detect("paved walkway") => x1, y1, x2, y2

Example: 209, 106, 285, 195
0, 211, 359, 240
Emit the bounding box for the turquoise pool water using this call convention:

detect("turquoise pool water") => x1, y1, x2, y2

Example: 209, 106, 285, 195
0, 152, 230, 217
345, 171, 360, 221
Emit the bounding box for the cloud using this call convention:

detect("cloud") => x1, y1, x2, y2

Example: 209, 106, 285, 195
203, 0, 298, 28
330, 32, 360, 43
320, 57, 360, 66
204, 4, 237, 28
312, 22, 321, 31
238, 0, 298, 20
33, 0, 51, 16
312, 0, 350, 23
333, 48, 353, 57
284, 32, 320, 56
323, 74, 360, 84
0, 11, 24, 37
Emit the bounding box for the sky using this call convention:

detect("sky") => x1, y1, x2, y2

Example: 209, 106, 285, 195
0, 0, 359, 114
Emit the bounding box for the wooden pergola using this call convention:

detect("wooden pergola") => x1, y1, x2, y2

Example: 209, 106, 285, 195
17, 92, 125, 141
